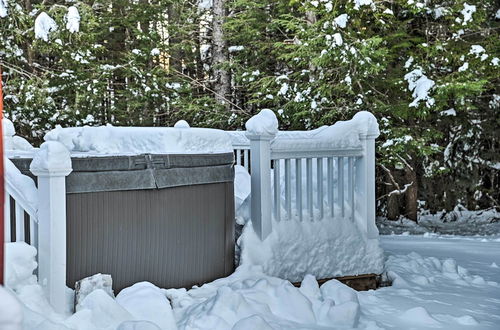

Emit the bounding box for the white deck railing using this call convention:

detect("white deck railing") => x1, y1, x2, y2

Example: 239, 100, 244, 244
227, 110, 379, 241
4, 141, 72, 313
3, 110, 379, 313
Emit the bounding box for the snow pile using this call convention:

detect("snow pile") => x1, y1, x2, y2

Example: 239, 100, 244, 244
245, 109, 278, 136
35, 12, 58, 41
66, 6, 80, 33
44, 125, 233, 155
3, 118, 35, 151
404, 68, 435, 108
238, 217, 384, 282
5, 242, 38, 291
116, 282, 177, 329
168, 267, 361, 329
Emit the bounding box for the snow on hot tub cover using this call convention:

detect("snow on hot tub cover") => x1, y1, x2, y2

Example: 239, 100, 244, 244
43, 124, 234, 155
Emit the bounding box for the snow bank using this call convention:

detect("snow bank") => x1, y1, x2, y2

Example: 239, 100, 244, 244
238, 217, 384, 282
44, 125, 233, 155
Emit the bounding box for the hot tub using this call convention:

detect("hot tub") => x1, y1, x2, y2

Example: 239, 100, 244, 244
11, 152, 235, 292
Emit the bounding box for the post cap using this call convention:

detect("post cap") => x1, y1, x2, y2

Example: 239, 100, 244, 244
30, 141, 72, 176
353, 111, 380, 139
245, 109, 279, 139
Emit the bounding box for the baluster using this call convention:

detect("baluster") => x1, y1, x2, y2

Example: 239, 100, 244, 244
30, 217, 38, 250
338, 157, 345, 217
317, 158, 324, 220
285, 159, 292, 219
306, 158, 313, 221
295, 158, 303, 221
15, 202, 25, 242
236, 149, 242, 165
348, 157, 355, 220
327, 157, 334, 217
244, 150, 249, 170
4, 192, 11, 242
273, 159, 281, 221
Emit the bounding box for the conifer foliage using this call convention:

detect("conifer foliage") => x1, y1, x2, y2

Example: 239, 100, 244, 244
0, 0, 498, 217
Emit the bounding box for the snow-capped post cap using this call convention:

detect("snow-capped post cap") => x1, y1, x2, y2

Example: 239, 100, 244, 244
174, 120, 190, 128
30, 141, 72, 176
353, 111, 380, 139
245, 109, 279, 139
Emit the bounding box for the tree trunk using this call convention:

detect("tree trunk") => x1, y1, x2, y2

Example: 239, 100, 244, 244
212, 0, 230, 108
405, 164, 418, 222
386, 170, 400, 220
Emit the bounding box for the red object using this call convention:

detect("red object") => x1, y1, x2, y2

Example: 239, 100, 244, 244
0, 67, 4, 285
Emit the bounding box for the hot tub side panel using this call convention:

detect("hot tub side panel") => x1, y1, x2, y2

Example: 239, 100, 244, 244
66, 182, 235, 292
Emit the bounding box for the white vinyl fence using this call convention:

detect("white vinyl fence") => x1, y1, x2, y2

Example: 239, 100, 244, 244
228, 110, 379, 241
3, 110, 379, 314
4, 142, 72, 313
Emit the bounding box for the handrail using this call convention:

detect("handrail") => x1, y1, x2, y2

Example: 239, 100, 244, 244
5, 159, 38, 221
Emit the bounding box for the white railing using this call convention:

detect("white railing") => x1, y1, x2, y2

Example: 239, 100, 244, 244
227, 110, 379, 241
4, 141, 72, 314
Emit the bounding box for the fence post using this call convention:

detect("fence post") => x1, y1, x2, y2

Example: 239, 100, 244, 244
354, 112, 379, 239
245, 109, 278, 240
30, 141, 72, 313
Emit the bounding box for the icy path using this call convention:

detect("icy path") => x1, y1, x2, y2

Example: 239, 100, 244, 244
357, 235, 500, 329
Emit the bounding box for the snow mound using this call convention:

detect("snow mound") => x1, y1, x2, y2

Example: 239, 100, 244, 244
5, 242, 38, 291
239, 217, 384, 282
116, 282, 177, 330
44, 125, 233, 155
3, 118, 35, 151
167, 267, 361, 329
386, 252, 493, 288
30, 141, 72, 173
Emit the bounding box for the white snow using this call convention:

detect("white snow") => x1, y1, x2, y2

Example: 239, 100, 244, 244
35, 12, 58, 41
116, 282, 177, 329
5, 242, 38, 291
245, 109, 279, 136
3, 118, 35, 151
30, 141, 72, 172
333, 14, 349, 29
228, 46, 244, 53
238, 216, 384, 282
43, 125, 233, 155
5, 158, 38, 214
353, 0, 373, 10
457, 62, 468, 72
331, 33, 343, 47
460, 3, 476, 25
404, 68, 435, 108
469, 44, 486, 57
439, 108, 456, 116
0, 0, 7, 18
6, 232, 500, 329
150, 48, 160, 56
0, 286, 23, 330
66, 6, 80, 33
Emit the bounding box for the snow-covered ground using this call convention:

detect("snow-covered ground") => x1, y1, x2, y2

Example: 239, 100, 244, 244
3, 233, 500, 329
378, 207, 500, 236
359, 235, 500, 329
